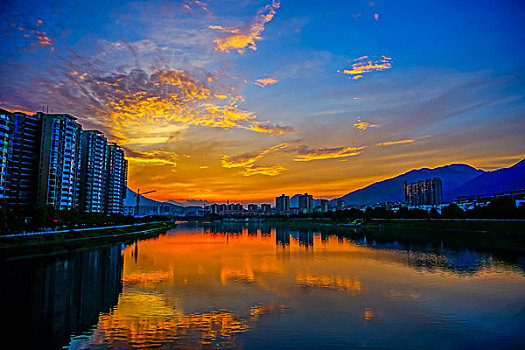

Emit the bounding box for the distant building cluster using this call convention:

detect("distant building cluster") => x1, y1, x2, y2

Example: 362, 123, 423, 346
274, 193, 331, 215
0, 110, 127, 214
204, 202, 272, 216
404, 178, 443, 206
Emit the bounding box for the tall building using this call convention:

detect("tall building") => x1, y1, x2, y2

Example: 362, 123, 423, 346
37, 113, 83, 210
2, 112, 41, 206
320, 199, 329, 212
275, 194, 290, 213
298, 193, 313, 214
80, 131, 108, 213
105, 143, 127, 214
261, 204, 271, 212
404, 178, 443, 206
0, 113, 9, 200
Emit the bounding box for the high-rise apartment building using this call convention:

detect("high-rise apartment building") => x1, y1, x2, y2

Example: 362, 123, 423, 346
275, 194, 290, 213
37, 113, 83, 210
105, 143, 127, 214
3, 112, 41, 206
404, 178, 443, 206
320, 199, 329, 212
0, 113, 9, 200
0, 110, 128, 214
80, 131, 108, 213
261, 203, 271, 212
298, 193, 313, 214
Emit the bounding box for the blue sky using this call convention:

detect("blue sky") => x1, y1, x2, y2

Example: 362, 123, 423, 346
1, 0, 524, 202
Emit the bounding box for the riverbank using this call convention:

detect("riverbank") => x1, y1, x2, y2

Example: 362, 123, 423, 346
364, 218, 525, 234
0, 221, 176, 259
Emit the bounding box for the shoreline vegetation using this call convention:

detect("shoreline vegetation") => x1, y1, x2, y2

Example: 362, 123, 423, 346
0, 221, 176, 259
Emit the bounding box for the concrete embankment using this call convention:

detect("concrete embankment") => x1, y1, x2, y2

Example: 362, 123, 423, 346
0, 221, 176, 259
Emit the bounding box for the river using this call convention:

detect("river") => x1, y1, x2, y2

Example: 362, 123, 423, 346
1, 222, 524, 349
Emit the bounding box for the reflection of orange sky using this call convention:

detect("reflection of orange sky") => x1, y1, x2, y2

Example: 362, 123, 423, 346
85, 291, 286, 348
76, 227, 525, 347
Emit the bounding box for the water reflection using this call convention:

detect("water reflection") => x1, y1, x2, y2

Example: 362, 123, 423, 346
2, 223, 524, 349
0, 244, 123, 349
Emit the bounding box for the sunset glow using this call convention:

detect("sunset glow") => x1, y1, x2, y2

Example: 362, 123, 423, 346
1, 0, 524, 203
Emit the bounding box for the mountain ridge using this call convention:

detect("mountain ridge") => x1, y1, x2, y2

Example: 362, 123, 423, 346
332, 160, 524, 206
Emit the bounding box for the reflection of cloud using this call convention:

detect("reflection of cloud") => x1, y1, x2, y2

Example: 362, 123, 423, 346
254, 77, 278, 87
79, 290, 286, 348
363, 307, 375, 320
296, 273, 362, 295
377, 139, 414, 146
123, 271, 170, 287
340, 56, 392, 80
210, 0, 280, 53
353, 119, 378, 131
294, 146, 364, 162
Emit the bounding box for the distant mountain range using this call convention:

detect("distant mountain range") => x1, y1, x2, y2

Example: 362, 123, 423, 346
331, 159, 524, 206
452, 159, 525, 198
124, 188, 207, 216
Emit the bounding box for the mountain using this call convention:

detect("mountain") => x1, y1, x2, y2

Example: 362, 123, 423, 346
125, 188, 165, 207
333, 164, 485, 206
452, 159, 525, 198
166, 199, 213, 207
125, 188, 185, 215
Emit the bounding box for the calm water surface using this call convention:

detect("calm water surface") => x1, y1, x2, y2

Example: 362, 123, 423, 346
1, 222, 525, 349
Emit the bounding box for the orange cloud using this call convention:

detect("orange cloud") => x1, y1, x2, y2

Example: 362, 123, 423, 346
341, 56, 392, 80
241, 165, 286, 176
294, 146, 364, 162
353, 119, 378, 131
71, 69, 292, 144
376, 139, 414, 146
222, 143, 287, 176
210, 0, 280, 53
254, 77, 278, 87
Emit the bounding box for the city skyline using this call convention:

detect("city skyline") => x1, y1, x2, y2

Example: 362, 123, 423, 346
1, 0, 524, 203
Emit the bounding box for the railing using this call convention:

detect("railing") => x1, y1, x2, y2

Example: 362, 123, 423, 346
0, 221, 168, 238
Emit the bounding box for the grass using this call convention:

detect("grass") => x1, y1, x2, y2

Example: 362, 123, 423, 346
0, 221, 176, 259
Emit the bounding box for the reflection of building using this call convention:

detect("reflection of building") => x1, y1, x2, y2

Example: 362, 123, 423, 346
404, 178, 443, 206
298, 193, 313, 214
0, 244, 123, 349
299, 230, 314, 246
276, 194, 290, 213
275, 227, 290, 246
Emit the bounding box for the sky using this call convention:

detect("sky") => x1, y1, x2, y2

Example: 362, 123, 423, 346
1, 0, 524, 204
